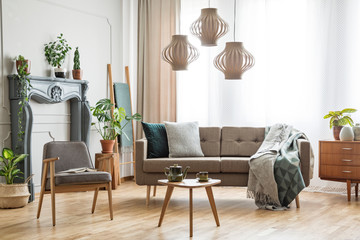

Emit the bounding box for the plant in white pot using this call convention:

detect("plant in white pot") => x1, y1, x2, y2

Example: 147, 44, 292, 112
91, 98, 142, 153
44, 33, 72, 78
0, 148, 31, 208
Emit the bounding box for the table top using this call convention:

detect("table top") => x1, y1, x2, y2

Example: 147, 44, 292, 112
158, 179, 221, 188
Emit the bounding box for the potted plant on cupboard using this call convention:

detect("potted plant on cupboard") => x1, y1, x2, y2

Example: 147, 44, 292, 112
72, 47, 83, 80
44, 33, 72, 78
323, 108, 357, 140
91, 98, 142, 153
0, 148, 31, 208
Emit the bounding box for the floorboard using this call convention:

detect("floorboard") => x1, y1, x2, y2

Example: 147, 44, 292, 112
0, 181, 359, 240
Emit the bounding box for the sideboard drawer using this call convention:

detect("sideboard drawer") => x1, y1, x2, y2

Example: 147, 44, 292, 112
320, 165, 360, 180
320, 142, 360, 155
320, 153, 360, 166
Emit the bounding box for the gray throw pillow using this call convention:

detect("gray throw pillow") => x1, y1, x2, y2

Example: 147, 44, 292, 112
164, 121, 204, 158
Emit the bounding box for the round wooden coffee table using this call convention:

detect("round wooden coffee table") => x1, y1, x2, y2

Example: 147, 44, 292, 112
157, 179, 221, 237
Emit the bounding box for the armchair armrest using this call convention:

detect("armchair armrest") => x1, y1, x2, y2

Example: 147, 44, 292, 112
135, 138, 148, 185
43, 157, 59, 163
297, 139, 314, 187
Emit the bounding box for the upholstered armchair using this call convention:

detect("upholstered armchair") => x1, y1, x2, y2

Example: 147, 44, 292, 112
36, 141, 113, 226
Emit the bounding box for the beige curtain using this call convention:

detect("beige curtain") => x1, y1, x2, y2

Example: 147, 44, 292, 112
136, 0, 179, 139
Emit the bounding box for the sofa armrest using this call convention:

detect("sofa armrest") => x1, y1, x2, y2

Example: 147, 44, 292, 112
297, 139, 313, 187
135, 138, 148, 185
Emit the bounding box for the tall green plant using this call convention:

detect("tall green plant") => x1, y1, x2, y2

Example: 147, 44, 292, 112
0, 148, 27, 184
73, 47, 80, 70
323, 108, 357, 128
14, 55, 32, 142
44, 33, 72, 68
90, 98, 142, 140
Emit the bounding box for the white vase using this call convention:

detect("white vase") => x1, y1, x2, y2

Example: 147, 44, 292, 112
340, 126, 354, 141
353, 124, 360, 141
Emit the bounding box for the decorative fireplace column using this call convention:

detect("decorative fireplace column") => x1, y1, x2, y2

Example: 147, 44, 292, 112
8, 75, 92, 201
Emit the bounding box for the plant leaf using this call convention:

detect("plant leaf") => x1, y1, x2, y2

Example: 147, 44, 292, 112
341, 108, 357, 114
2, 148, 14, 160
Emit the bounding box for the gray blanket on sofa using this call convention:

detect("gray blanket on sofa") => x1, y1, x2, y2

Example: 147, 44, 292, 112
247, 124, 306, 210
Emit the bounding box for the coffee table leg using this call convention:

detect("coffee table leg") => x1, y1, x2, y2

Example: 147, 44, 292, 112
158, 186, 174, 227
205, 186, 220, 226
189, 188, 193, 237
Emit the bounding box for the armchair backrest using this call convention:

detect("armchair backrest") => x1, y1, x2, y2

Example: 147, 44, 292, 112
43, 141, 93, 173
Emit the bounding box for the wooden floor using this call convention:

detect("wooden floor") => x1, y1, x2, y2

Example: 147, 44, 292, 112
1, 181, 359, 240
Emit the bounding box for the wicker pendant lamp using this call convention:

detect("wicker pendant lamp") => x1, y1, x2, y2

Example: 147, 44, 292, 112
213, 0, 254, 79
190, 7, 229, 46
162, 35, 199, 71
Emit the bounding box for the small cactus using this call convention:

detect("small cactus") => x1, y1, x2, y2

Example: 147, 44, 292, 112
73, 47, 80, 70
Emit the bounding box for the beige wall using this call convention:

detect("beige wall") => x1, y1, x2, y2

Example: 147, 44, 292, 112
0, 0, 138, 191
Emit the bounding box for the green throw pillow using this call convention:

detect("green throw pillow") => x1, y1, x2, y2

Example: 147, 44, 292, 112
141, 122, 169, 158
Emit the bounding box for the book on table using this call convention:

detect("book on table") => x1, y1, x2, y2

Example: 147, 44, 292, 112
61, 167, 97, 173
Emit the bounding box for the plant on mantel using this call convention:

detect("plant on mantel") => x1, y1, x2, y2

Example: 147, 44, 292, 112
44, 33, 72, 78
90, 98, 141, 153
13, 55, 32, 143
72, 47, 83, 80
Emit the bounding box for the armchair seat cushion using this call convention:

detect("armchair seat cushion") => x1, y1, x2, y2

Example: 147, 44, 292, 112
46, 171, 111, 190
143, 157, 221, 173
220, 157, 250, 173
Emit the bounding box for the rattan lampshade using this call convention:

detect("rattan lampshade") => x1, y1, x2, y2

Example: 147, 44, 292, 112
213, 42, 254, 79
162, 35, 199, 71
190, 8, 229, 46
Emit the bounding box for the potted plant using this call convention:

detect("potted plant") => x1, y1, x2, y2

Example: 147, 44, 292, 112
44, 33, 72, 78
91, 98, 142, 153
15, 55, 31, 75
0, 148, 31, 208
323, 108, 357, 140
13, 55, 32, 143
72, 47, 83, 80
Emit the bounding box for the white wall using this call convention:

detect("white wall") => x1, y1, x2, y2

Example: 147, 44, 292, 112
0, 0, 138, 192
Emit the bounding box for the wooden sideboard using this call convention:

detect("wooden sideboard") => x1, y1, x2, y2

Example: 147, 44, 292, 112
319, 140, 360, 201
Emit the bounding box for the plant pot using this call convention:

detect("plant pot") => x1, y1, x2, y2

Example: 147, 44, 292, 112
72, 69, 83, 80
0, 183, 30, 209
340, 126, 354, 141
100, 139, 115, 153
333, 126, 343, 140
54, 67, 66, 78
16, 60, 31, 74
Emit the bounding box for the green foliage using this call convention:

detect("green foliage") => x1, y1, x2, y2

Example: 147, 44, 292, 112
0, 148, 28, 184
44, 33, 72, 68
14, 55, 32, 143
90, 98, 142, 140
323, 108, 357, 128
73, 47, 80, 70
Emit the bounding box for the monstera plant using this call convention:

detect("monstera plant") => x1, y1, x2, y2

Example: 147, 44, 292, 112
91, 98, 141, 153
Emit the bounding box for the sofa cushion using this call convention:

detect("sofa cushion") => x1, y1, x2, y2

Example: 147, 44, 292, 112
220, 157, 250, 173
199, 127, 221, 157
143, 157, 221, 173
221, 127, 265, 157
165, 121, 204, 158
141, 122, 169, 158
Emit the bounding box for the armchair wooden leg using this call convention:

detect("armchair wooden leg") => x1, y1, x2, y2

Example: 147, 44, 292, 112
50, 162, 56, 226
153, 186, 157, 197
92, 188, 99, 214
107, 182, 113, 220
295, 195, 300, 208
37, 162, 48, 219
146, 185, 151, 206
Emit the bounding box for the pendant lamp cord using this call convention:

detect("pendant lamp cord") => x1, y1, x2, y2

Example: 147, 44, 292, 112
233, 0, 236, 41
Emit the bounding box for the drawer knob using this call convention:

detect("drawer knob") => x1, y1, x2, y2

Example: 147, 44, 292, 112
341, 159, 353, 162
342, 148, 353, 150
342, 170, 352, 173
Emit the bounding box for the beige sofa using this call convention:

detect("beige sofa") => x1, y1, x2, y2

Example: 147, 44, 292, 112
136, 127, 312, 205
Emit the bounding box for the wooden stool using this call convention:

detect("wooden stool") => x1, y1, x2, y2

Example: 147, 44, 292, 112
95, 153, 120, 189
